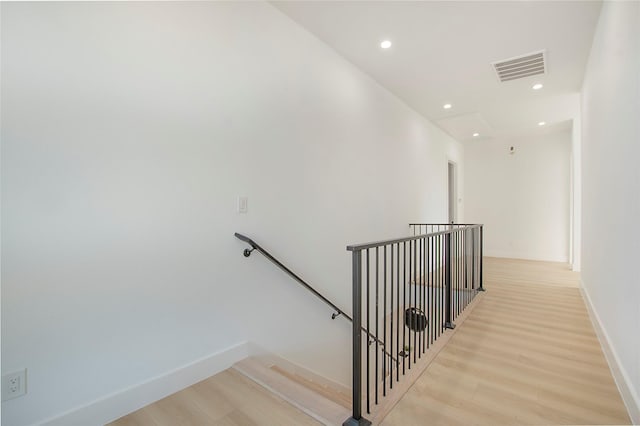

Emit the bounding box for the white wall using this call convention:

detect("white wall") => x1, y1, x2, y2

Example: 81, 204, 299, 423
464, 131, 571, 262
0, 2, 463, 425
580, 1, 640, 422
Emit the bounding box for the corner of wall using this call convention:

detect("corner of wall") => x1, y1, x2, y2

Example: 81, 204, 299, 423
579, 281, 640, 424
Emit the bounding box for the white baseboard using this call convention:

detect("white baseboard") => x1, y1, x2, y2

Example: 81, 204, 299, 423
580, 283, 640, 424
39, 341, 252, 426
485, 249, 568, 263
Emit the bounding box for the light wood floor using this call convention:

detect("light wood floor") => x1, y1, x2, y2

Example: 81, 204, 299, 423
108, 369, 321, 426
109, 257, 630, 426
381, 257, 631, 425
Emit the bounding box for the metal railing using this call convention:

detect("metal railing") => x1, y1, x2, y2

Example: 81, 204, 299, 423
343, 224, 484, 425
234, 233, 397, 363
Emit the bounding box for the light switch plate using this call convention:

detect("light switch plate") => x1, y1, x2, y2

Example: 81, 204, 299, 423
237, 196, 248, 214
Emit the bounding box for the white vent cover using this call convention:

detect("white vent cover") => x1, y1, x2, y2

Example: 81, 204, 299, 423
492, 50, 546, 82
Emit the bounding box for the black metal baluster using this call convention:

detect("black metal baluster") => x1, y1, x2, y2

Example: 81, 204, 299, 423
418, 238, 427, 357
465, 228, 469, 309
437, 233, 440, 336
428, 235, 432, 344
476, 226, 479, 293
462, 229, 465, 311
470, 227, 474, 300
479, 225, 484, 292
465, 228, 469, 308
408, 240, 412, 369
474, 227, 477, 292
468, 228, 471, 303
440, 233, 444, 334
456, 230, 459, 315
375, 247, 379, 406
452, 229, 456, 321
468, 228, 472, 307
464, 229, 473, 308
402, 241, 406, 376
451, 230, 455, 322
396, 243, 400, 382
366, 248, 370, 414
457, 229, 461, 317
445, 232, 455, 330
424, 236, 428, 351
453, 230, 456, 320
469, 228, 476, 303
412, 238, 417, 365
459, 229, 462, 315
418, 237, 422, 358
464, 229, 468, 308
422, 236, 426, 353
431, 235, 435, 344
471, 227, 474, 293
389, 244, 398, 389
461, 229, 465, 311
424, 237, 431, 350
383, 245, 387, 396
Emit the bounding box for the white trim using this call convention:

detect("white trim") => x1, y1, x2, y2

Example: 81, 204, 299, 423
580, 282, 640, 424
447, 160, 458, 224
484, 249, 569, 263
39, 341, 253, 426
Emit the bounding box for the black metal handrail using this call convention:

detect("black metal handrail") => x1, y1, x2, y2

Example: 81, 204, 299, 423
234, 233, 397, 362
343, 224, 484, 426
235, 232, 349, 320
347, 224, 482, 251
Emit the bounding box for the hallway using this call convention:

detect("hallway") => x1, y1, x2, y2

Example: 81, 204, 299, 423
111, 257, 631, 426
382, 257, 630, 425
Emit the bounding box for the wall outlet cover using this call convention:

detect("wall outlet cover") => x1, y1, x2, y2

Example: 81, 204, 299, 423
2, 369, 27, 401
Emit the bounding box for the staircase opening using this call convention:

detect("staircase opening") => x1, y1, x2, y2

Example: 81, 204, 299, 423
234, 224, 485, 425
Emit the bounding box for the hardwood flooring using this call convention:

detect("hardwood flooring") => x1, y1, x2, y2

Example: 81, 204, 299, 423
381, 257, 630, 425
108, 257, 630, 426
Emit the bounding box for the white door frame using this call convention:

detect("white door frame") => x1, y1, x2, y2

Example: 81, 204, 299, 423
448, 161, 457, 224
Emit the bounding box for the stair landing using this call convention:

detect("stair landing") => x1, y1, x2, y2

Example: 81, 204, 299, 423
107, 368, 321, 426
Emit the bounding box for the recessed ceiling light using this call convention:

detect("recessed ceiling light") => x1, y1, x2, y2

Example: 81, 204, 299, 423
532, 83, 544, 90
538, 121, 546, 126
473, 133, 480, 137
380, 40, 392, 49
443, 103, 452, 110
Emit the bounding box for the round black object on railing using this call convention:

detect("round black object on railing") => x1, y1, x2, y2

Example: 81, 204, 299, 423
405, 307, 428, 332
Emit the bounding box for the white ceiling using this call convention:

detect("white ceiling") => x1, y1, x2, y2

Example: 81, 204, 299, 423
272, 1, 602, 142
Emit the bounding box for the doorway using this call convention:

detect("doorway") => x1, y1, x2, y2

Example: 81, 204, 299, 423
448, 161, 457, 224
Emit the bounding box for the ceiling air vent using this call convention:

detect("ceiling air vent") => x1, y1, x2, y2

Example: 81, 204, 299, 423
492, 50, 546, 82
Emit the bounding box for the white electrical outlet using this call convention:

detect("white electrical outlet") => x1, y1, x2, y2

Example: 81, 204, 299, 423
2, 369, 27, 401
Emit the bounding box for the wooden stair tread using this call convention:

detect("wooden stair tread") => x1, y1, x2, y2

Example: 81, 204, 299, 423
269, 365, 352, 410
233, 357, 351, 426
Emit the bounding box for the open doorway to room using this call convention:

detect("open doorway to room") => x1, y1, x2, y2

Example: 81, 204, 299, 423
448, 161, 457, 224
